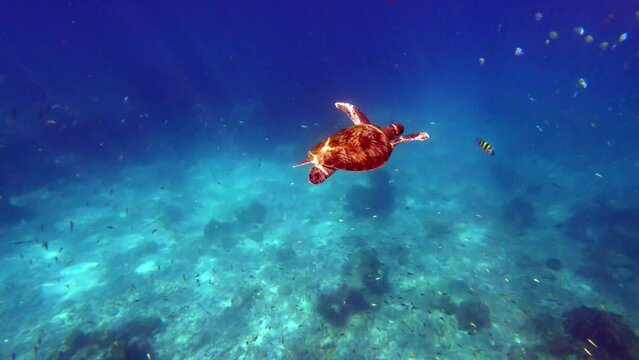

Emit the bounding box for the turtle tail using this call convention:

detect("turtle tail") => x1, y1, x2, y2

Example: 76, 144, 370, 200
293, 159, 312, 168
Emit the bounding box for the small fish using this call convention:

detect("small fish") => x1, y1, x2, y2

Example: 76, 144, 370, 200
69, 221, 74, 232
619, 32, 628, 42
574, 26, 585, 36
583, 347, 593, 356
476, 139, 495, 156
478, 57, 486, 65
42, 241, 49, 250
577, 78, 588, 89
534, 12, 542, 21
514, 47, 524, 56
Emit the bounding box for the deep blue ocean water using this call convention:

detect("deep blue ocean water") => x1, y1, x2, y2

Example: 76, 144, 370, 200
1, 1, 639, 359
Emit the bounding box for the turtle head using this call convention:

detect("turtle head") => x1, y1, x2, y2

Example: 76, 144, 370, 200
383, 123, 404, 139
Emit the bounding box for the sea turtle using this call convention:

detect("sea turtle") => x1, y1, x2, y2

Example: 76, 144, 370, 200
294, 102, 429, 184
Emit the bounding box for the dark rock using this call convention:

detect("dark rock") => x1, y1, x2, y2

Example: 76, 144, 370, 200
502, 197, 536, 230
437, 294, 457, 315
57, 316, 163, 360
162, 205, 185, 224
316, 286, 369, 327
358, 249, 390, 295
236, 201, 266, 224
563, 305, 639, 360
546, 334, 578, 358
516, 255, 536, 268
545, 258, 562, 271
62, 329, 92, 357
455, 298, 491, 332
115, 316, 164, 340
203, 219, 237, 248
273, 247, 296, 263
345, 170, 395, 219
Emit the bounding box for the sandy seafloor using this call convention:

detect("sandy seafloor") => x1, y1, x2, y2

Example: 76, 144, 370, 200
1, 111, 638, 360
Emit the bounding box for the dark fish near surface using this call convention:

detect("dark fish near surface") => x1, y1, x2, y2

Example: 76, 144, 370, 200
477, 138, 494, 156
69, 220, 74, 232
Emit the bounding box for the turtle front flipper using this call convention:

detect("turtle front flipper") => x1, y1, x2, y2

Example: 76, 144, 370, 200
309, 166, 336, 184
390, 132, 430, 146
335, 102, 370, 125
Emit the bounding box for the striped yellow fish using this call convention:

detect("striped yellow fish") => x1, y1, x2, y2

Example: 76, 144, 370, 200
477, 138, 495, 156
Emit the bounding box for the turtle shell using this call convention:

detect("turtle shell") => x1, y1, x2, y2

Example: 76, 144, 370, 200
309, 124, 393, 172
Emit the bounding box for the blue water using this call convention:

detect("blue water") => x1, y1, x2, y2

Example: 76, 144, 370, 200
1, 1, 639, 359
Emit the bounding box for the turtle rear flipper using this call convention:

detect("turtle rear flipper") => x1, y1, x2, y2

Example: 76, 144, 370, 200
309, 166, 336, 185
390, 132, 429, 146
